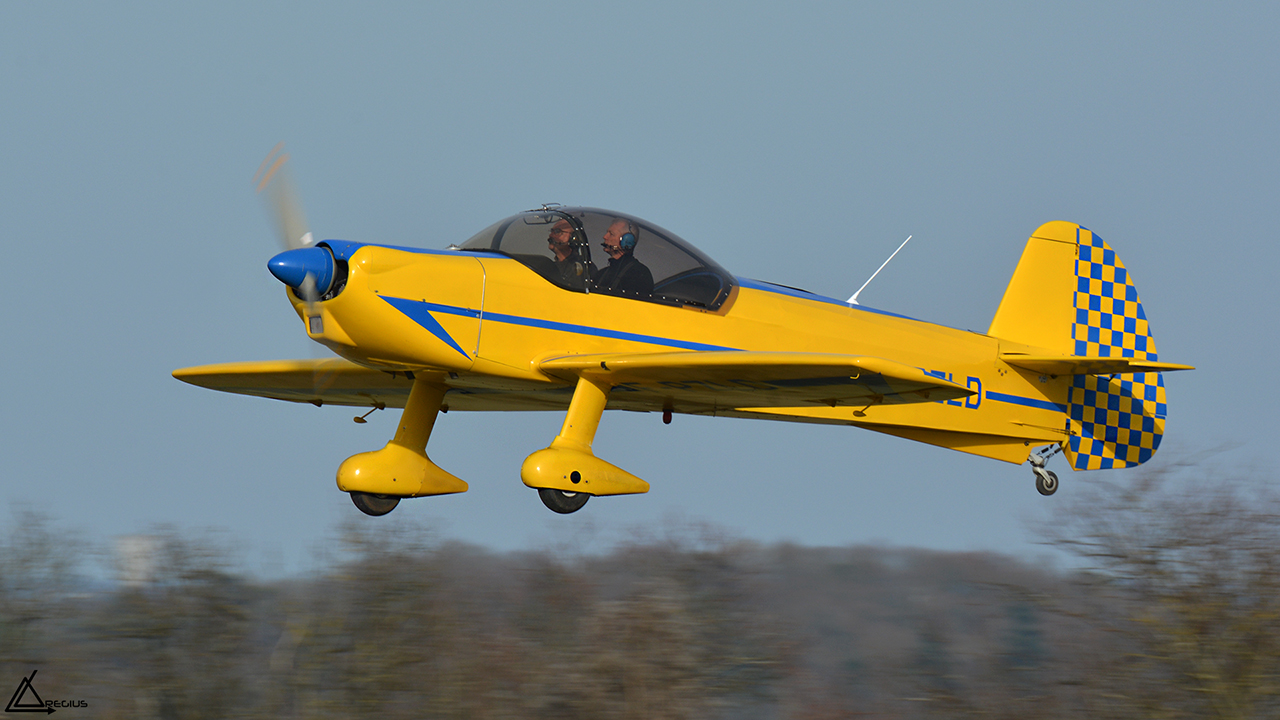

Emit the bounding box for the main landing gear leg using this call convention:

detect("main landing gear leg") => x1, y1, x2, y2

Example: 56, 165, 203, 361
338, 376, 467, 516
1029, 445, 1062, 497
522, 375, 649, 514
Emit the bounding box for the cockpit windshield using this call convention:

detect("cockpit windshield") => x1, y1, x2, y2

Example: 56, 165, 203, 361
457, 207, 734, 310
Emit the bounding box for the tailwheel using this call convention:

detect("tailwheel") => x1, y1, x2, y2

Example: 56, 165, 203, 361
538, 488, 590, 514
1033, 469, 1059, 496
1029, 445, 1062, 497
350, 492, 401, 516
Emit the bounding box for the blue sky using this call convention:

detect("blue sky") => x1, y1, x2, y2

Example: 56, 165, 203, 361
2, 2, 1274, 575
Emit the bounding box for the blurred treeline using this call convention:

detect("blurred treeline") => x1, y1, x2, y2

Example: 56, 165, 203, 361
3, 472, 1279, 719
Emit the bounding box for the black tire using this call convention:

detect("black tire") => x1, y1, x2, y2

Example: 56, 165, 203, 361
1035, 470, 1059, 497
350, 492, 401, 516
538, 488, 590, 514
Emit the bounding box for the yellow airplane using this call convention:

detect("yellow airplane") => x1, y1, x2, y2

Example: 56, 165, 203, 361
175, 154, 1192, 516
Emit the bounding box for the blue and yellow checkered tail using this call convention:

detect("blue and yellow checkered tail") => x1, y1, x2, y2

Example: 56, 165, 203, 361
1065, 228, 1166, 470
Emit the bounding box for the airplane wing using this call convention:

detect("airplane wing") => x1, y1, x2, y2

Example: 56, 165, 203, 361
999, 353, 1195, 376
174, 351, 974, 414
539, 351, 974, 408
175, 358, 591, 412
173, 359, 415, 406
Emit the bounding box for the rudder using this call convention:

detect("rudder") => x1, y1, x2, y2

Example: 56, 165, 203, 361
1066, 228, 1166, 470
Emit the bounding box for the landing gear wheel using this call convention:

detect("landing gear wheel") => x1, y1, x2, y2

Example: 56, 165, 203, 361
1035, 470, 1059, 496
538, 488, 590, 514
350, 492, 401, 516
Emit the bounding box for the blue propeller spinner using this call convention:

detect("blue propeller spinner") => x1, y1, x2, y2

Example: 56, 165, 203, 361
267, 247, 334, 296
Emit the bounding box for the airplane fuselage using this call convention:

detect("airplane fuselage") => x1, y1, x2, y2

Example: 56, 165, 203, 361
299, 243, 1069, 465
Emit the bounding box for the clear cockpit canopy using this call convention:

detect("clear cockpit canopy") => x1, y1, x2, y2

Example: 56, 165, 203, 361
457, 207, 735, 310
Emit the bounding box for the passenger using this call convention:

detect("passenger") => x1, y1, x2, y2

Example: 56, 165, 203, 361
547, 219, 595, 289
596, 219, 654, 297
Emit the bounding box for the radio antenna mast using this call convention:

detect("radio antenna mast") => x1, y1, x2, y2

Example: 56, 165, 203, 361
848, 235, 912, 305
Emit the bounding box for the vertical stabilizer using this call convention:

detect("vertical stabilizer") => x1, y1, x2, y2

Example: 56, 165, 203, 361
990, 222, 1168, 471
987, 221, 1080, 353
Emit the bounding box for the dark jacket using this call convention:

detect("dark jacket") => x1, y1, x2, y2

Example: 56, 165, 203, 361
596, 253, 654, 298
555, 256, 597, 290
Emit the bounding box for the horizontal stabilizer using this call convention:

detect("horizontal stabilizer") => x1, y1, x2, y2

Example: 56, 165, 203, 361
540, 351, 974, 407
1000, 353, 1194, 376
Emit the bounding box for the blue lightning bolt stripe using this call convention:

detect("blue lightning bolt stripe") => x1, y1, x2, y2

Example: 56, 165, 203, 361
379, 296, 473, 359
381, 296, 1065, 413
381, 296, 738, 353
479, 309, 739, 352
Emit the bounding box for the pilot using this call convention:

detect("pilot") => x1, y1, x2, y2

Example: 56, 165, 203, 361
596, 218, 653, 298
547, 219, 596, 289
